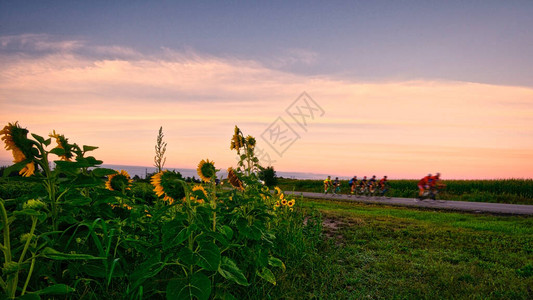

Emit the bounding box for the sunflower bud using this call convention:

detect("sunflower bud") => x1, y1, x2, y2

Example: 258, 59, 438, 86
23, 199, 46, 210
20, 233, 35, 243
2, 261, 19, 276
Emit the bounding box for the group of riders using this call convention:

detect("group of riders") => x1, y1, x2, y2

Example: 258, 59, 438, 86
323, 175, 390, 197
323, 172, 444, 199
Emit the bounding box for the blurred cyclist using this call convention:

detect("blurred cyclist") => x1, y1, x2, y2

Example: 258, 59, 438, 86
378, 175, 389, 196
349, 176, 358, 196
418, 174, 432, 199
324, 176, 332, 194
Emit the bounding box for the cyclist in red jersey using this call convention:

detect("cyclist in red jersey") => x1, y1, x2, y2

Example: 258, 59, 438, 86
418, 174, 432, 199
378, 175, 388, 196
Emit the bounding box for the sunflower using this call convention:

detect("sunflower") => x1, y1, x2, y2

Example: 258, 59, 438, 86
197, 159, 216, 182
227, 167, 244, 191
281, 199, 288, 206
274, 187, 282, 195
245, 135, 256, 149
151, 171, 186, 204
105, 170, 133, 192
49, 130, 75, 161
0, 122, 36, 177
191, 185, 208, 204
287, 199, 295, 207
230, 126, 244, 150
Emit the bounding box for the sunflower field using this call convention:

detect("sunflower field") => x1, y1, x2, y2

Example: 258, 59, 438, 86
0, 123, 314, 299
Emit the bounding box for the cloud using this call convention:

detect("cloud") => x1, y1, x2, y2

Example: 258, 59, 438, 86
1, 34, 532, 178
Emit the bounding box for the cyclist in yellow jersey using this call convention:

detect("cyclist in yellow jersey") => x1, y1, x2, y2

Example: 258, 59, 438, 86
323, 176, 332, 194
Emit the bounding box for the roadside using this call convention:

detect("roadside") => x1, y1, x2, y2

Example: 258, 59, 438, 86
285, 191, 533, 215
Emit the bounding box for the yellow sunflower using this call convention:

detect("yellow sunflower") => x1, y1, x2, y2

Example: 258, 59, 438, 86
281, 199, 288, 206
0, 122, 36, 177
230, 126, 244, 150
151, 170, 186, 204
197, 159, 216, 182
227, 167, 244, 191
191, 185, 208, 204
105, 170, 133, 192
49, 130, 75, 161
274, 187, 282, 195
287, 199, 295, 207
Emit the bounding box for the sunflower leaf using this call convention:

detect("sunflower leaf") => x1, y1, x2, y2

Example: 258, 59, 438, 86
256, 267, 276, 285
218, 256, 249, 286
268, 256, 286, 271
50, 147, 66, 157
166, 272, 211, 300
83, 145, 99, 152
31, 133, 46, 145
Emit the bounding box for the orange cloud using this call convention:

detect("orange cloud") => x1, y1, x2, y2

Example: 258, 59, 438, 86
1, 40, 532, 179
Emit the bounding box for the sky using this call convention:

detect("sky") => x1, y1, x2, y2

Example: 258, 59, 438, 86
1, 1, 532, 179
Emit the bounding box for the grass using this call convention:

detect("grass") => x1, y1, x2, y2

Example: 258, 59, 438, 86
276, 198, 533, 299
277, 178, 533, 205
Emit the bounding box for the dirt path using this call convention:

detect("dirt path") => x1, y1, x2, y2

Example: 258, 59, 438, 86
285, 191, 533, 215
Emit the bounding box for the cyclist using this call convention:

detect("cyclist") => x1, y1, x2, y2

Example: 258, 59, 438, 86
378, 175, 389, 196
324, 176, 333, 194
349, 176, 358, 196
418, 174, 432, 199
428, 172, 445, 198
367, 175, 377, 195
332, 177, 341, 195
358, 176, 368, 195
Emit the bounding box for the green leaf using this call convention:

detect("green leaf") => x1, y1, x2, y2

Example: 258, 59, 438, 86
162, 221, 188, 250
195, 241, 221, 271
49, 147, 66, 157
256, 267, 276, 285
177, 247, 196, 265
91, 168, 117, 177
166, 272, 211, 300
35, 284, 75, 295
85, 156, 103, 166
41, 247, 105, 260
218, 257, 249, 286
268, 256, 286, 271
219, 225, 233, 240
31, 133, 46, 145
236, 219, 261, 240
83, 145, 99, 152
17, 294, 41, 300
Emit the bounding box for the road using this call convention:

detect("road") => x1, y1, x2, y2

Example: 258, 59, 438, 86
284, 191, 533, 215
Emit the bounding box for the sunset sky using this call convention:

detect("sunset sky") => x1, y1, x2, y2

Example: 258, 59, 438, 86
1, 1, 532, 179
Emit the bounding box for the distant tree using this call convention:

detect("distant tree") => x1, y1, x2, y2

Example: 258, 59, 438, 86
258, 166, 277, 187
154, 126, 167, 173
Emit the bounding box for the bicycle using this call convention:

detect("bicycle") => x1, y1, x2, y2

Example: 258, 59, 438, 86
419, 183, 446, 200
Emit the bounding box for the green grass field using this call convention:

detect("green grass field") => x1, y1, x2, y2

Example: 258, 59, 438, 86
276, 198, 533, 299
277, 178, 533, 205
